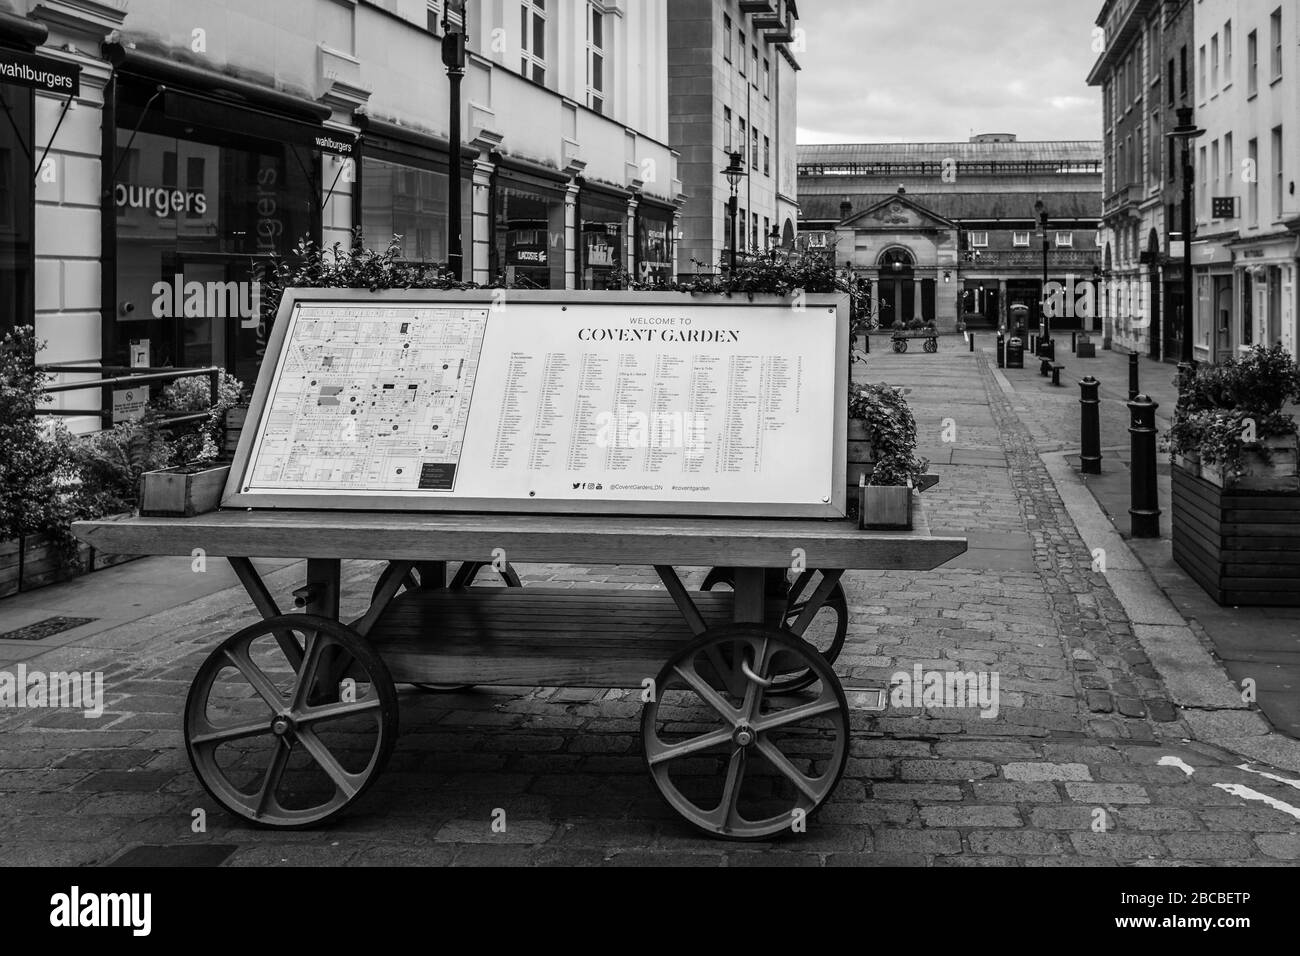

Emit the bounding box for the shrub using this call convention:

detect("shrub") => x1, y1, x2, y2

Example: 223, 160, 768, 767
158, 370, 247, 465
68, 415, 177, 518
848, 383, 925, 487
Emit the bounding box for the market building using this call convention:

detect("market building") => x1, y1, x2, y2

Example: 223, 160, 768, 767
8, 0, 683, 432
797, 136, 1103, 333
669, 0, 801, 274
1088, 0, 1196, 360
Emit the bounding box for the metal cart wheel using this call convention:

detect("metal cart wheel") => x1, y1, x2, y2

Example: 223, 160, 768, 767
893, 338, 907, 353
641, 624, 850, 840
184, 614, 398, 829
371, 562, 522, 693
700, 568, 847, 691
924, 337, 938, 353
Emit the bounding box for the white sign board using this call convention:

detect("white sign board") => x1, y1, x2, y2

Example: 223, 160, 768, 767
225, 290, 848, 518
112, 385, 150, 423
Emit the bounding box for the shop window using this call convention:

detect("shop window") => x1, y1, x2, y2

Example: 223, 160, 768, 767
493, 173, 564, 289
361, 154, 470, 270
0, 77, 33, 336
579, 191, 625, 289
636, 206, 673, 284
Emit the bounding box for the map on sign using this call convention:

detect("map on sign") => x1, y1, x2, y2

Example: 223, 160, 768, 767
246, 305, 488, 492
227, 291, 848, 518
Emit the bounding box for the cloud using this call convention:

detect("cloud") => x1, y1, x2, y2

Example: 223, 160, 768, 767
796, 0, 1103, 143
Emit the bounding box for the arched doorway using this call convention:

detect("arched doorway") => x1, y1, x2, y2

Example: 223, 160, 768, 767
781, 218, 795, 249
1148, 230, 1162, 358
877, 246, 917, 326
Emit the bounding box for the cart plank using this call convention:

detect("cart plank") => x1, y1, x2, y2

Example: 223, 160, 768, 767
72, 507, 966, 570
372, 588, 742, 686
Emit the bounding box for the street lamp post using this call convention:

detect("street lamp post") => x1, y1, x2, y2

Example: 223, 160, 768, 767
1167, 106, 1206, 395
1034, 198, 1051, 353
724, 151, 747, 275
442, 1, 468, 279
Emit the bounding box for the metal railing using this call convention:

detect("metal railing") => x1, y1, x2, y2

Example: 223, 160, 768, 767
38, 364, 222, 429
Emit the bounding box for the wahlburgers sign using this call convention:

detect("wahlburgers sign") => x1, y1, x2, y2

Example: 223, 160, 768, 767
0, 48, 80, 96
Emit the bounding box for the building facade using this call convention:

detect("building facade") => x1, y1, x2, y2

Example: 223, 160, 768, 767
1191, 0, 1298, 363
669, 0, 800, 276
1088, 0, 1197, 360
798, 137, 1102, 334
4, 0, 683, 431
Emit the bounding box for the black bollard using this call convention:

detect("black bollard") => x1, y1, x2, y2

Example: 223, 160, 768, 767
1071, 331, 1078, 354
1128, 352, 1139, 402
1051, 364, 1063, 387
1079, 376, 1102, 474
969, 332, 975, 353
864, 332, 870, 354
997, 332, 1006, 368
1128, 394, 1161, 538
1030, 333, 1038, 356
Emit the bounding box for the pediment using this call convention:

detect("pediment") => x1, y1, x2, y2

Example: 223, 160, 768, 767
842, 194, 956, 231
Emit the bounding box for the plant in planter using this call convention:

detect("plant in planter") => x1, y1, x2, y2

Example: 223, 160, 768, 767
848, 384, 926, 529
1166, 344, 1300, 489
156, 369, 247, 465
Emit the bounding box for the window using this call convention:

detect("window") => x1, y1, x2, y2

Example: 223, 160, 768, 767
1270, 8, 1283, 81
1168, 58, 1176, 105
587, 3, 605, 114
1211, 139, 1220, 212
1168, 132, 1176, 183
426, 0, 441, 32
1224, 132, 1233, 196
1199, 145, 1208, 216
738, 30, 746, 76
723, 14, 732, 62
968, 231, 989, 248
1248, 137, 1259, 225
1180, 45, 1188, 96
751, 45, 758, 87
763, 59, 770, 98
738, 116, 746, 155
1055, 232, 1074, 248
520, 0, 547, 84
763, 216, 770, 248
1272, 126, 1284, 218
723, 107, 732, 151
1198, 45, 1206, 99
751, 212, 758, 251
0, 75, 32, 336
751, 125, 758, 170
1224, 21, 1233, 84
1211, 34, 1219, 91
1248, 30, 1258, 95
1012, 231, 1030, 247
763, 135, 770, 176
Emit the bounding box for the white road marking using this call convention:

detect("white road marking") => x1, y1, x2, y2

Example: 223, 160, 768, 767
1157, 755, 1196, 776
1213, 783, 1300, 822
1236, 764, 1300, 792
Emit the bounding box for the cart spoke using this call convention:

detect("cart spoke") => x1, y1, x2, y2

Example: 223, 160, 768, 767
645, 726, 733, 766
296, 727, 361, 799
223, 646, 288, 710
752, 696, 841, 734
755, 738, 822, 802
253, 738, 293, 819
710, 747, 747, 830
673, 660, 740, 726
289, 629, 328, 711
190, 720, 273, 748
298, 697, 382, 726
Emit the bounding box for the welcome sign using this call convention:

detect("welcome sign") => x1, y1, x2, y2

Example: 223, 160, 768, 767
225, 290, 849, 518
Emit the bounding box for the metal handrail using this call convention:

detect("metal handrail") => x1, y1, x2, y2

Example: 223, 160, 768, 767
37, 364, 222, 428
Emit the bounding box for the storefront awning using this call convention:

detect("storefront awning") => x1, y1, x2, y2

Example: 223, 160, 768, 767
353, 114, 479, 165
0, 10, 47, 51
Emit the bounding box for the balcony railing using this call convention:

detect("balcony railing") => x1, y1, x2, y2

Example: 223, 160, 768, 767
962, 250, 1101, 270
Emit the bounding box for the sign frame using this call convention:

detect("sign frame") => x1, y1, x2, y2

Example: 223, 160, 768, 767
223, 288, 850, 519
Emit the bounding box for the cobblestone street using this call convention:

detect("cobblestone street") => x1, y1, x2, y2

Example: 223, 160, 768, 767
2, 338, 1297, 866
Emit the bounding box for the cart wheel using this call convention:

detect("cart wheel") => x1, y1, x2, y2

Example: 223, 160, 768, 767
453, 561, 524, 588
772, 574, 849, 695
641, 624, 849, 841
184, 614, 398, 829
700, 567, 736, 591
924, 337, 938, 353
892, 338, 905, 353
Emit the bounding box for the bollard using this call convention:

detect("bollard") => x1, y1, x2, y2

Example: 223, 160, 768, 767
1128, 394, 1161, 538
864, 332, 870, 354
997, 332, 1006, 368
1128, 352, 1139, 402
1079, 376, 1102, 474
969, 332, 975, 353
1042, 338, 1055, 362
1051, 364, 1063, 387
1040, 357, 1051, 377
1030, 333, 1038, 356
1071, 331, 1078, 354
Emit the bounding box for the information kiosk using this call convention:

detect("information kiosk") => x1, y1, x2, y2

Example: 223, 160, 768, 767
75, 290, 967, 840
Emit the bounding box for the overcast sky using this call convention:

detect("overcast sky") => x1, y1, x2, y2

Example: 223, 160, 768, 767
796, 0, 1104, 144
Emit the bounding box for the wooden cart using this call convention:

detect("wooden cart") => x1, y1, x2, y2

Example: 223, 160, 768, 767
74, 510, 965, 840
889, 331, 940, 354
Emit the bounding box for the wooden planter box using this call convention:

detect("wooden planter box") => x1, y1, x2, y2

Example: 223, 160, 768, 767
1179, 436, 1298, 492
0, 532, 94, 596
140, 463, 231, 517
1172, 462, 1300, 606
223, 405, 249, 457
846, 418, 876, 520
859, 483, 913, 531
